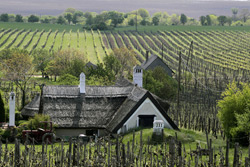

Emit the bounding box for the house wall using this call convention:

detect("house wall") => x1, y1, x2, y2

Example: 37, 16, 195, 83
118, 98, 173, 134
146, 58, 173, 77
56, 128, 108, 138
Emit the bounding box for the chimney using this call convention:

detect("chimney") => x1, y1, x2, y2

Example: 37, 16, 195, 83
9, 92, 15, 127
80, 72, 86, 94
133, 65, 143, 87
146, 50, 149, 62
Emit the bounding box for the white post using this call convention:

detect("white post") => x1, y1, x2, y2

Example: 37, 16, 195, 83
80, 72, 86, 94
136, 116, 139, 127
9, 92, 15, 127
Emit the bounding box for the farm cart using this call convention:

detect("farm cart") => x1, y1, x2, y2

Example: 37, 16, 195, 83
22, 121, 56, 144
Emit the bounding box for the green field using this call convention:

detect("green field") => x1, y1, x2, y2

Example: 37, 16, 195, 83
0, 22, 250, 78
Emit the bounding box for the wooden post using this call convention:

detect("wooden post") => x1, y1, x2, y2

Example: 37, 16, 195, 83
169, 138, 175, 167
233, 142, 239, 167
209, 139, 213, 167
116, 135, 120, 167
68, 138, 72, 167
140, 130, 143, 167
60, 141, 64, 167
245, 157, 249, 167
177, 51, 181, 127
225, 139, 229, 167
14, 139, 20, 167
108, 136, 111, 167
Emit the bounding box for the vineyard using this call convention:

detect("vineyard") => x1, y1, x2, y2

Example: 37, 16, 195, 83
0, 25, 250, 140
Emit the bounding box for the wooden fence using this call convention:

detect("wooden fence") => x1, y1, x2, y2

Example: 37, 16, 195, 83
0, 131, 250, 167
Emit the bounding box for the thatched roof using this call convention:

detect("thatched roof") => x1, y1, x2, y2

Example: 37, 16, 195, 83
22, 78, 178, 132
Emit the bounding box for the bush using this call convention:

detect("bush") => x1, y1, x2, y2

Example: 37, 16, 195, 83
217, 81, 250, 145
58, 74, 79, 85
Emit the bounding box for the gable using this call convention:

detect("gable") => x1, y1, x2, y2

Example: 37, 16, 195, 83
110, 91, 178, 133
145, 57, 173, 77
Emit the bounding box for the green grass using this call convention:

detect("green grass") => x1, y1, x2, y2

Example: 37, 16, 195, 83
115, 25, 250, 32
0, 22, 83, 32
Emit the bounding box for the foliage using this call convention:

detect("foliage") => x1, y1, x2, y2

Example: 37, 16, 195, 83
217, 16, 227, 26
57, 16, 66, 24
152, 16, 160, 26
19, 114, 51, 133
217, 81, 250, 145
45, 49, 87, 80
0, 91, 5, 122
143, 67, 178, 100
64, 12, 73, 24
0, 49, 34, 108
31, 49, 51, 77
0, 13, 9, 22
180, 14, 187, 25
58, 73, 79, 85
108, 11, 124, 27
15, 14, 23, 22
28, 15, 39, 23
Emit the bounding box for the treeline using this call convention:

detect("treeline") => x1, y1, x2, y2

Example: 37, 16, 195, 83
1, 8, 250, 30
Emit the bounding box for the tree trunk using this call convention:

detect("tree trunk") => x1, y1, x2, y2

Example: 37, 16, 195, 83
22, 89, 25, 109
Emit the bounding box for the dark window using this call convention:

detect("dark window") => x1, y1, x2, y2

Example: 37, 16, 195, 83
139, 115, 155, 127
86, 129, 98, 136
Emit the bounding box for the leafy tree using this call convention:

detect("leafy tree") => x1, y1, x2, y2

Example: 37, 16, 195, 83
180, 14, 187, 25
217, 15, 227, 26
57, 16, 66, 24
15, 14, 23, 22
0, 91, 5, 122
45, 49, 87, 80
108, 11, 124, 27
200, 16, 206, 26
72, 13, 78, 24
152, 16, 160, 26
140, 19, 147, 26
64, 12, 73, 24
227, 17, 232, 26
28, 15, 39, 23
0, 49, 34, 108
112, 48, 137, 76
137, 8, 150, 18
232, 8, 238, 21
103, 54, 121, 80
143, 67, 178, 100
31, 49, 51, 78
206, 15, 212, 26
217, 82, 250, 145
64, 8, 76, 14
240, 8, 249, 22
171, 14, 180, 25
128, 19, 135, 26
0, 13, 9, 22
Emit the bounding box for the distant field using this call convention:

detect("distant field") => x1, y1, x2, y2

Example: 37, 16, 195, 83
0, 22, 250, 78
0, 22, 83, 32
115, 25, 250, 32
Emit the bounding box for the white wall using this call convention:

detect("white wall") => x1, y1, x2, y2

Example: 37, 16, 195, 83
118, 98, 173, 134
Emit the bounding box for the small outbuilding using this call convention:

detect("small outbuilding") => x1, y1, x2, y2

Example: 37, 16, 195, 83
141, 51, 174, 77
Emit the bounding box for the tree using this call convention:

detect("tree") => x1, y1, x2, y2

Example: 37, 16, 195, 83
232, 8, 238, 21
28, 15, 39, 23
180, 14, 187, 25
0, 49, 34, 108
0, 13, 9, 22
0, 91, 5, 122
57, 16, 66, 24
103, 54, 121, 80
31, 49, 51, 78
64, 8, 76, 15
72, 13, 78, 24
217, 15, 227, 26
15, 14, 23, 22
64, 12, 73, 24
137, 8, 150, 18
45, 49, 87, 80
128, 19, 135, 26
217, 82, 250, 145
227, 17, 232, 26
143, 67, 178, 100
206, 15, 212, 26
240, 8, 249, 22
152, 16, 160, 26
200, 16, 206, 26
108, 11, 124, 27
111, 48, 137, 76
